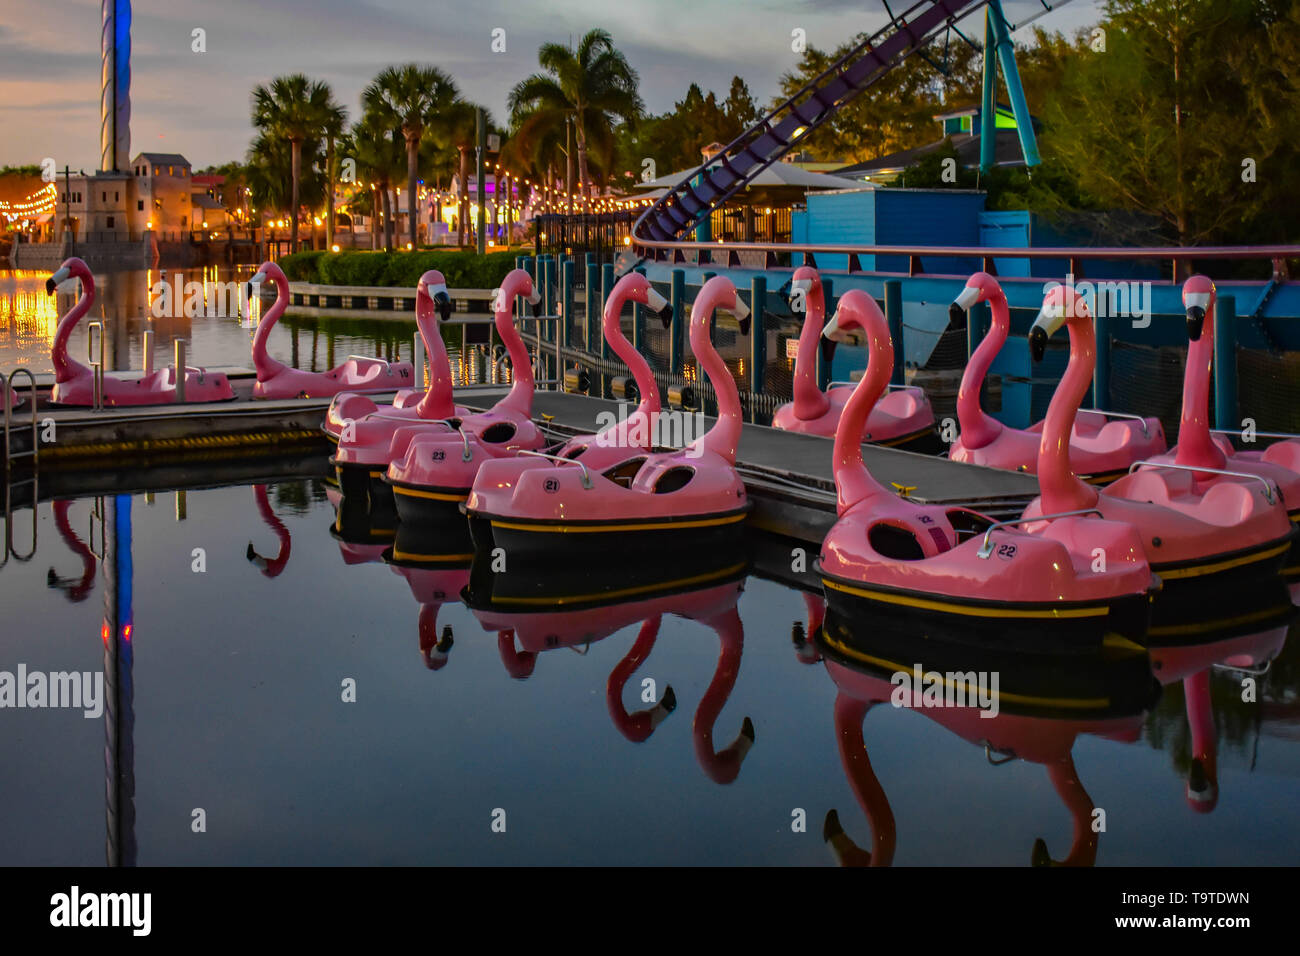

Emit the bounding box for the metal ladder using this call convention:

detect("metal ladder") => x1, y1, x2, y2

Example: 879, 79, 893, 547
635, 0, 987, 241
1, 369, 38, 567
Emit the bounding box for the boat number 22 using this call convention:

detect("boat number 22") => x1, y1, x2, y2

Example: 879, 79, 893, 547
995, 543, 1017, 560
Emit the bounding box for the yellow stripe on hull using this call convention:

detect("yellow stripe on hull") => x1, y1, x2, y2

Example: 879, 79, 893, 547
822, 577, 1110, 620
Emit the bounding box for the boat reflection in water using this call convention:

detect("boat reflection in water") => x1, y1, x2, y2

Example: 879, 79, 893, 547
1144, 583, 1296, 814
463, 546, 757, 780
813, 602, 1163, 866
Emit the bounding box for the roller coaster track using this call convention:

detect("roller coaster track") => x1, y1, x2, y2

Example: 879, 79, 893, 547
632, 0, 989, 250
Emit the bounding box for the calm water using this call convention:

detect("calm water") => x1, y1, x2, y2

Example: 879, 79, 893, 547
0, 267, 427, 377
1, 477, 1298, 866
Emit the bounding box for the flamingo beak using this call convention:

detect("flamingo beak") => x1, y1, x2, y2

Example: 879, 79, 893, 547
789, 277, 812, 305
724, 295, 751, 335
46, 265, 71, 295
821, 310, 846, 364
644, 287, 671, 328
950, 284, 980, 325
526, 285, 541, 307
247, 270, 267, 303
429, 283, 452, 321
1184, 292, 1210, 342
1029, 303, 1065, 363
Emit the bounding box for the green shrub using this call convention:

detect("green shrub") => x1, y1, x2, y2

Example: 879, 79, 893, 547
279, 249, 520, 289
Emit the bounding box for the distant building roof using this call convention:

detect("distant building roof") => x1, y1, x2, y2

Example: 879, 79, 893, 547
133, 152, 191, 167
192, 194, 224, 209
192, 174, 224, 187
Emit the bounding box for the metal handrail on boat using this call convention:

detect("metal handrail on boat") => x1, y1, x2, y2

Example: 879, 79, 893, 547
826, 381, 922, 394
1126, 460, 1278, 505
1210, 428, 1299, 441
1, 369, 39, 566
976, 508, 1104, 559
1077, 408, 1153, 439
517, 449, 594, 489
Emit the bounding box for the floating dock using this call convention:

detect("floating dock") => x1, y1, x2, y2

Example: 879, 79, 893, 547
4, 384, 1040, 545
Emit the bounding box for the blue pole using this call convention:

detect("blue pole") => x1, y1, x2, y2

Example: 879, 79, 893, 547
585, 261, 600, 353
693, 170, 712, 243
883, 279, 904, 386
560, 258, 574, 352
601, 262, 615, 360
1214, 294, 1239, 430
750, 276, 767, 394
980, 9, 998, 174
987, 0, 1040, 167
1094, 289, 1113, 410
633, 265, 647, 351
817, 278, 834, 389
670, 268, 685, 374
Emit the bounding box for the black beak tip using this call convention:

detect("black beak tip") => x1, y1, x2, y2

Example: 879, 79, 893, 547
658, 310, 672, 330
948, 303, 965, 326
435, 293, 452, 321
45, 277, 56, 295
821, 336, 837, 364
738, 313, 751, 336
1029, 326, 1048, 363
1186, 305, 1206, 342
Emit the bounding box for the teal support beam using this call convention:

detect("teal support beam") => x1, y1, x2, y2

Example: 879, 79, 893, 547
670, 269, 685, 373
969, 301, 991, 406
980, 9, 998, 174
987, 0, 1040, 167
883, 279, 904, 385
560, 258, 574, 351
601, 262, 615, 359
633, 265, 647, 351
1214, 294, 1239, 429
817, 278, 834, 390
585, 261, 600, 353
749, 276, 767, 394
693, 171, 712, 243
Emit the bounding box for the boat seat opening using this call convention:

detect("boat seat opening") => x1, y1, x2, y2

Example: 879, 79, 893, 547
603, 457, 647, 488
652, 466, 695, 494
479, 422, 516, 444
563, 443, 589, 460
945, 509, 995, 543
867, 522, 927, 561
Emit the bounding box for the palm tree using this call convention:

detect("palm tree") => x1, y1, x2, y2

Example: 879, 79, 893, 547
346, 113, 404, 251
251, 74, 340, 251
321, 103, 347, 249
508, 29, 643, 204
363, 64, 460, 249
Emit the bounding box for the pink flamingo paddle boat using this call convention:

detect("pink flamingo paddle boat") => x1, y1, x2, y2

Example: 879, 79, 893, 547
322, 270, 469, 443
816, 606, 1159, 866
46, 258, 235, 406
463, 275, 751, 559
771, 266, 935, 449
249, 260, 413, 399
47, 500, 96, 602
1148, 275, 1300, 588
816, 288, 1157, 642
1023, 284, 1295, 597
948, 272, 1166, 481
368, 269, 548, 524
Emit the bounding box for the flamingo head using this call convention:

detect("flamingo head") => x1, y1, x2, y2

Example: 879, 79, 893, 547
46, 257, 87, 295
949, 271, 1000, 325
247, 260, 285, 302
789, 265, 821, 311
417, 269, 453, 321
1029, 284, 1090, 363
497, 268, 540, 315
820, 288, 883, 364
693, 275, 749, 339
612, 271, 671, 329
1181, 274, 1215, 342
1186, 758, 1218, 813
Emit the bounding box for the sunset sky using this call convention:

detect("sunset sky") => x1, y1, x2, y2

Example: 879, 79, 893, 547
0, 0, 1103, 171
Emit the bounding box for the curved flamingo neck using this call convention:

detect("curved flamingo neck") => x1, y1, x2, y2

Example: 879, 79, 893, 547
418, 604, 452, 669
692, 607, 747, 784
1046, 757, 1098, 866
51, 270, 94, 384
252, 270, 290, 381
956, 289, 1008, 449
606, 616, 663, 742
689, 286, 743, 463
792, 284, 831, 420
602, 289, 661, 444
1038, 314, 1100, 515
833, 695, 896, 866
497, 630, 536, 679
252, 485, 291, 577
1185, 669, 1216, 777
52, 500, 96, 600
494, 280, 536, 417
414, 290, 456, 419
832, 307, 894, 515
1175, 291, 1226, 470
